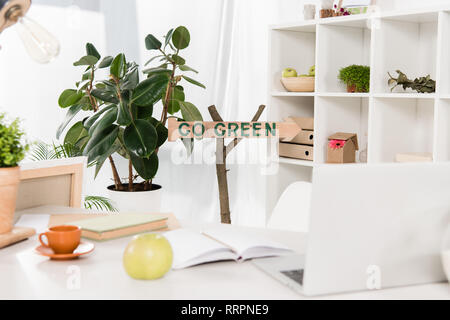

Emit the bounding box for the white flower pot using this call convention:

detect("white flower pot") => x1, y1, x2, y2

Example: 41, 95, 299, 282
107, 184, 162, 213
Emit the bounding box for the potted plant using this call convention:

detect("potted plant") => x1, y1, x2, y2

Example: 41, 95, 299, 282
0, 114, 28, 233
338, 64, 370, 93
56, 26, 204, 212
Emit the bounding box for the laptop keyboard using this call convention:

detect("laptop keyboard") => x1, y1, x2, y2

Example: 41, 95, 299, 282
281, 269, 304, 286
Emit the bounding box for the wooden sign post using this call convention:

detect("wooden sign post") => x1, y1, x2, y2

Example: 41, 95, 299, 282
168, 104, 301, 224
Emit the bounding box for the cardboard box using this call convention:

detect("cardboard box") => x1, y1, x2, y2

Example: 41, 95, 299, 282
279, 142, 314, 161
395, 152, 432, 163
326, 133, 358, 164
281, 130, 314, 145
284, 117, 314, 131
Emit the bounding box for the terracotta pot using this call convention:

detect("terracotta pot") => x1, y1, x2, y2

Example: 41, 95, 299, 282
346, 83, 368, 93
347, 83, 357, 93
320, 9, 334, 18
0, 167, 20, 234
107, 183, 162, 213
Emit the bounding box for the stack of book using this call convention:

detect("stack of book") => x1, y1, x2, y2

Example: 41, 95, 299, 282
70, 214, 170, 241
279, 117, 314, 161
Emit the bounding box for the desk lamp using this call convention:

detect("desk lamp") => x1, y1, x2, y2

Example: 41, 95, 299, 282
0, 0, 59, 63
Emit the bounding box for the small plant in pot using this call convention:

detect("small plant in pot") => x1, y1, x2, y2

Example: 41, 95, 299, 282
0, 114, 28, 233
338, 65, 370, 93
56, 26, 204, 212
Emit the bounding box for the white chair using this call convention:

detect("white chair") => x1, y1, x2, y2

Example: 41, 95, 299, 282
267, 181, 312, 232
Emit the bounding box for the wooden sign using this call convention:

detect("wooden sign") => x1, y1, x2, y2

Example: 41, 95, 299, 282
167, 117, 302, 141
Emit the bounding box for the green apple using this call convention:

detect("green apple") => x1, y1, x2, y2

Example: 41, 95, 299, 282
123, 233, 173, 280
308, 65, 315, 76
299, 74, 311, 77
282, 68, 297, 78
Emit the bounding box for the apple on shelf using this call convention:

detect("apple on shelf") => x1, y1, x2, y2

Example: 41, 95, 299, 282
281, 66, 315, 92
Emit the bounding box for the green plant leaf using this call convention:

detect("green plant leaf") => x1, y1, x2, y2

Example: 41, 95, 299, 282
58, 89, 83, 108
172, 26, 190, 50
149, 117, 168, 148
91, 88, 119, 104
121, 68, 139, 90
99, 56, 113, 68
110, 53, 126, 78
56, 104, 83, 139
64, 121, 88, 146
30, 141, 54, 161
78, 96, 92, 111
83, 104, 116, 130
130, 152, 159, 180
137, 105, 154, 120
167, 86, 185, 114
179, 101, 203, 121
144, 55, 165, 67
73, 55, 99, 66
142, 67, 172, 75
93, 141, 120, 178
117, 101, 132, 126
88, 107, 118, 136
81, 71, 92, 81
76, 80, 90, 91
179, 64, 198, 73
145, 34, 162, 50
172, 55, 185, 65
53, 141, 82, 158
83, 125, 119, 163
182, 75, 206, 89
84, 195, 117, 212
123, 119, 157, 157
164, 28, 174, 48
132, 74, 170, 107
86, 43, 101, 60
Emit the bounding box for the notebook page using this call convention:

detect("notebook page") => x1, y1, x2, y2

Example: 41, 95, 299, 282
164, 229, 237, 269
202, 227, 292, 260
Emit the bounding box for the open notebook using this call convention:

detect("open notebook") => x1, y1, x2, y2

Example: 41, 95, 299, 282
164, 228, 292, 269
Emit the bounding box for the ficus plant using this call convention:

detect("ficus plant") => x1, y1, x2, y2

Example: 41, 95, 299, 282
56, 26, 204, 192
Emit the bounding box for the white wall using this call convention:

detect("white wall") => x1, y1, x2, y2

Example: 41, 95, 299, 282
0, 1, 106, 143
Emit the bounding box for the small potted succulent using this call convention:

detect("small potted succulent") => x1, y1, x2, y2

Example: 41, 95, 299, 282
338, 65, 370, 93
0, 113, 28, 233
56, 26, 204, 212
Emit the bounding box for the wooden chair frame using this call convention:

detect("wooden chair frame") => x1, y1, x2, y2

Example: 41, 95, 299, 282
19, 158, 85, 208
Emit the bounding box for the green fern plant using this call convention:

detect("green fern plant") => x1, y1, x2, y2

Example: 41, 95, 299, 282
30, 141, 81, 161
84, 195, 117, 212
30, 141, 116, 212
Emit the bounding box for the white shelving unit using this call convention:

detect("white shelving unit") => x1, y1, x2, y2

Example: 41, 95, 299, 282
266, 7, 450, 217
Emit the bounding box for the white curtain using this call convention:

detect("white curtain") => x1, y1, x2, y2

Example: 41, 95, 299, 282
133, 0, 279, 226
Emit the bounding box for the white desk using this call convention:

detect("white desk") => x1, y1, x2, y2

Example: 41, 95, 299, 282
1, 206, 449, 300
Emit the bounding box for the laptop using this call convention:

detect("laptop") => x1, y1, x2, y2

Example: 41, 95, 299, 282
253, 163, 450, 296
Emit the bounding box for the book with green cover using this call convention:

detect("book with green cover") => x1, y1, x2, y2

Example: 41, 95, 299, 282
71, 214, 168, 241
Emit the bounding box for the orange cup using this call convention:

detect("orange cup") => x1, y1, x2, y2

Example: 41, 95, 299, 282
39, 225, 81, 254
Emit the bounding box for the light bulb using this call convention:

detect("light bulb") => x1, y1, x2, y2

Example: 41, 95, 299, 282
15, 16, 60, 64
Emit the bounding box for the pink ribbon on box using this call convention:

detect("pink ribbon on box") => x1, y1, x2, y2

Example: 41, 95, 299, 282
329, 139, 346, 149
